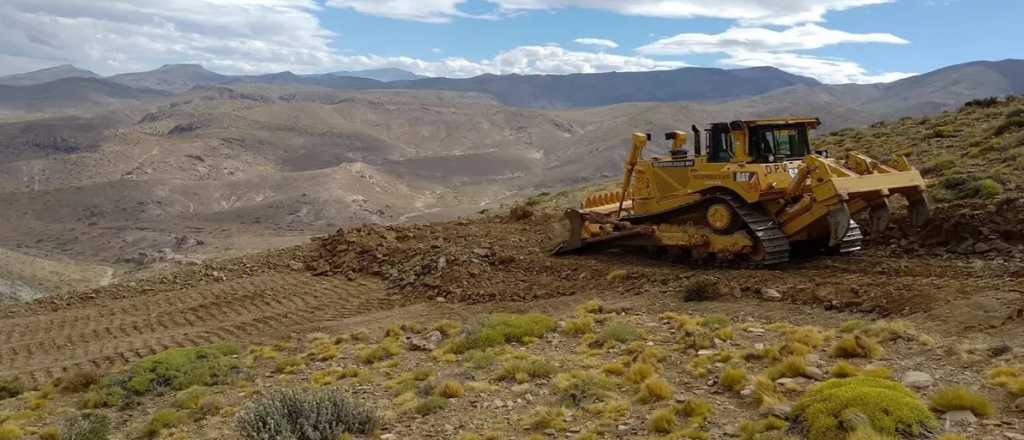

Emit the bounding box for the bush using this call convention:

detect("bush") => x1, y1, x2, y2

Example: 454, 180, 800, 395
928, 386, 994, 417
720, 367, 748, 392
553, 370, 615, 407
274, 357, 306, 374
974, 178, 1004, 199
764, 356, 809, 380
964, 97, 1000, 108
831, 335, 883, 359
830, 361, 861, 378
436, 381, 465, 398
237, 388, 379, 439
414, 396, 448, 416
597, 321, 640, 345
739, 417, 787, 440
143, 409, 186, 438
0, 377, 25, 400
635, 376, 673, 403
447, 313, 555, 354
58, 370, 100, 394
356, 340, 402, 364
0, 424, 22, 440
992, 116, 1024, 137
496, 357, 558, 383
563, 316, 594, 336
683, 276, 721, 301
792, 377, 937, 440
124, 344, 241, 396
525, 406, 566, 431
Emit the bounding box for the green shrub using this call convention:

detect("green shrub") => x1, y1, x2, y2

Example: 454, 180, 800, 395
792, 377, 937, 440
992, 117, 1024, 137
553, 370, 615, 407
496, 357, 558, 383
447, 313, 555, 354
174, 386, 211, 410
739, 417, 788, 440
237, 388, 379, 439
414, 396, 448, 416
928, 386, 994, 417
124, 344, 241, 396
720, 367, 748, 392
974, 179, 1004, 199
597, 321, 640, 345
0, 424, 23, 440
143, 409, 186, 438
0, 377, 25, 400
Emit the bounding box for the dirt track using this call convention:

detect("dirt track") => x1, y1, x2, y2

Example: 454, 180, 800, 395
2, 215, 1022, 386
0, 274, 400, 384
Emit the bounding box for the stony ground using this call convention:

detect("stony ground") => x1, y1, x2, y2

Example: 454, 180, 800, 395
1, 204, 1023, 439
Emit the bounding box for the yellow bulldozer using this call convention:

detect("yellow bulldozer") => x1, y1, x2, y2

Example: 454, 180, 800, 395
554, 118, 930, 266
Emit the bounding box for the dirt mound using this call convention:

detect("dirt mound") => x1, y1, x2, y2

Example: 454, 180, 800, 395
307, 215, 571, 303
875, 196, 1024, 260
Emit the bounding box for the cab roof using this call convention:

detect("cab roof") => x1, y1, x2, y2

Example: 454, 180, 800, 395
739, 117, 820, 128
708, 118, 821, 129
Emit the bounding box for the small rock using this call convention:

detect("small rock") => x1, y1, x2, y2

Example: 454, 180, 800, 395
697, 349, 718, 356
761, 288, 783, 301
942, 410, 977, 426
288, 260, 305, 271
739, 386, 754, 397
901, 371, 934, 389
974, 242, 993, 253
404, 330, 443, 351
1005, 433, 1024, 440
1014, 396, 1024, 412
760, 403, 792, 418
803, 367, 825, 380
380, 435, 397, 440
674, 394, 688, 403
747, 327, 766, 335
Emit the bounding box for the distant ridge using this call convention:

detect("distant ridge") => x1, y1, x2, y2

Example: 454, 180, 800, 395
0, 65, 100, 87
324, 68, 427, 82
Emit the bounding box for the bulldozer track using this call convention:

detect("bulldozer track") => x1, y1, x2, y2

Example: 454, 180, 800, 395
838, 220, 864, 254
717, 193, 791, 266
0, 273, 400, 385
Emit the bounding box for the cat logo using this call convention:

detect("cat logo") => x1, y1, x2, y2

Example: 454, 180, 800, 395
653, 159, 695, 168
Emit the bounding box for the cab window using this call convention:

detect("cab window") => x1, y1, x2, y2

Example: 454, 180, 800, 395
706, 125, 733, 163
751, 125, 809, 162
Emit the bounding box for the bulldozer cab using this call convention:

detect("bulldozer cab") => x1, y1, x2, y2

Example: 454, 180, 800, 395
704, 118, 819, 164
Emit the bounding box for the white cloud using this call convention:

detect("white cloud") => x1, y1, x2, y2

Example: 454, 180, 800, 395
637, 24, 907, 55
333, 45, 686, 77
327, 0, 893, 25
721, 51, 915, 84
0, 0, 335, 75
635, 23, 911, 84
574, 37, 618, 49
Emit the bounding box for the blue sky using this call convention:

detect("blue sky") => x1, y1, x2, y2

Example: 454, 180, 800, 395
0, 0, 1020, 84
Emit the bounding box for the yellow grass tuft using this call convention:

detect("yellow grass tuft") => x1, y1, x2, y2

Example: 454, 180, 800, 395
625, 363, 656, 384
831, 335, 884, 359
720, 367, 748, 392
635, 376, 674, 403
437, 381, 465, 398
929, 386, 994, 417
525, 406, 566, 431
830, 361, 861, 378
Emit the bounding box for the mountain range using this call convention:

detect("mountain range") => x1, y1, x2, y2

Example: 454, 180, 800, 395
2, 59, 1022, 116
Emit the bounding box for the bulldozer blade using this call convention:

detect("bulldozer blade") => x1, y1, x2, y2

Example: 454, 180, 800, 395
907, 194, 931, 227
828, 204, 852, 248
868, 199, 891, 234
552, 209, 585, 255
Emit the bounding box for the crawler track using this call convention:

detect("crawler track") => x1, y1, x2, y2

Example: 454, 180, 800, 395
0, 274, 400, 384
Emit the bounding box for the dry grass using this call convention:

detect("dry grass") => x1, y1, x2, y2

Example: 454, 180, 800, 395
624, 363, 656, 384
830, 361, 861, 378
525, 406, 566, 431
928, 386, 994, 417
831, 335, 884, 359
720, 367, 748, 392
635, 376, 673, 403
436, 381, 465, 398
764, 356, 809, 380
